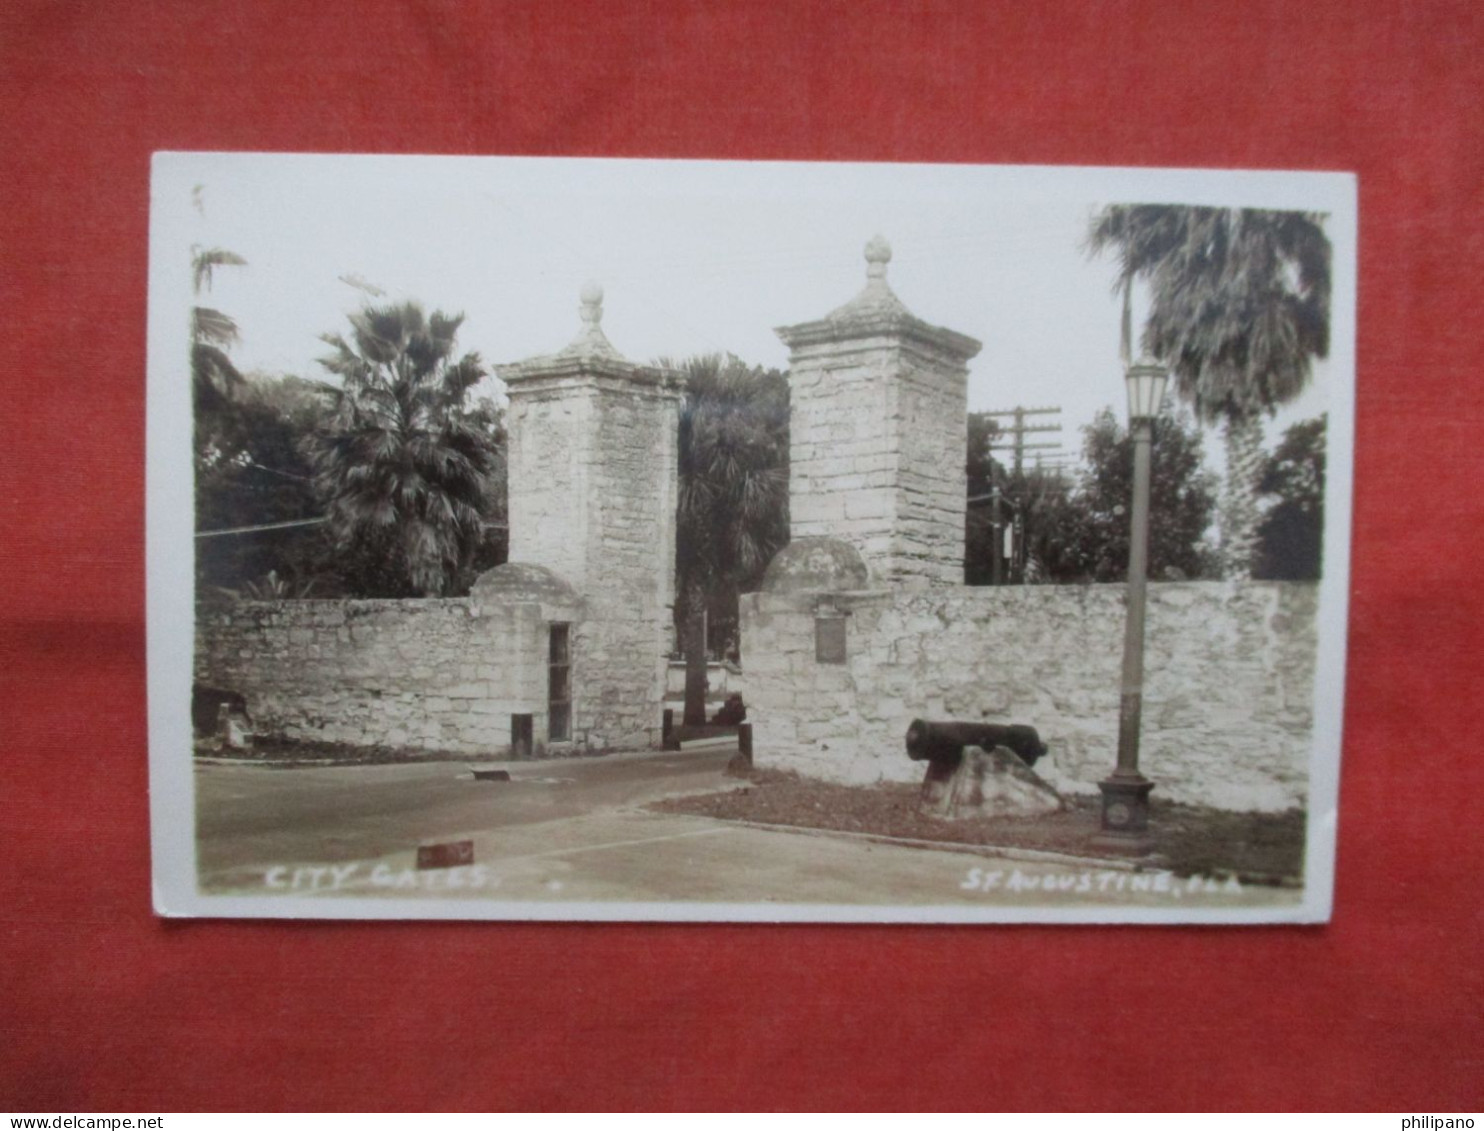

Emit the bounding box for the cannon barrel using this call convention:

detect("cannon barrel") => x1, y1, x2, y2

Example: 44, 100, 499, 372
905, 719, 1047, 768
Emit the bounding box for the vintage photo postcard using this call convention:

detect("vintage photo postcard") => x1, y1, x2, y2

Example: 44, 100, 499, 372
148, 154, 1355, 923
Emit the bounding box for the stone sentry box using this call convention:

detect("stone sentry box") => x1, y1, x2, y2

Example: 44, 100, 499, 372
468, 563, 584, 751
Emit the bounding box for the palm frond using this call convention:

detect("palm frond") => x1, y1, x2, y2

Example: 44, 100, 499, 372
1089, 203, 1331, 425
192, 342, 246, 408
192, 247, 247, 294
192, 306, 241, 348
312, 300, 500, 595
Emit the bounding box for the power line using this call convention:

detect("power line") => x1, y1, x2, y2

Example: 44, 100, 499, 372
196, 516, 510, 539
196, 517, 328, 539
989, 441, 1060, 453
980, 404, 1064, 475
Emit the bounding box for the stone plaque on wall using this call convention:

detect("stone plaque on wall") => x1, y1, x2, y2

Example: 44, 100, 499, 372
815, 615, 847, 664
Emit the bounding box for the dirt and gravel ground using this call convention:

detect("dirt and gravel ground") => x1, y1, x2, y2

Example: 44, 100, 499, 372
651, 769, 1305, 883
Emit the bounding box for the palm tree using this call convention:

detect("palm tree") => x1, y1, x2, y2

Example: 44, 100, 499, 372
671, 354, 789, 726
190, 246, 248, 417
1087, 205, 1331, 577
311, 301, 500, 597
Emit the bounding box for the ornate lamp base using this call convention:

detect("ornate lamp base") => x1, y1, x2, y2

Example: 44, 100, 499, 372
1092, 773, 1155, 855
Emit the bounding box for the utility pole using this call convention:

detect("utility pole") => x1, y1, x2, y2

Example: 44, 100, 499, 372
983, 405, 1063, 475
980, 406, 1063, 581
990, 477, 1003, 585
966, 479, 1010, 585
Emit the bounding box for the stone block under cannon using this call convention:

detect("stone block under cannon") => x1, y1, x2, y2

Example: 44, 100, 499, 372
905, 718, 1063, 819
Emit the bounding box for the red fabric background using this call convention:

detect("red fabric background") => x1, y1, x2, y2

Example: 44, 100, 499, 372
2, 0, 1480, 1112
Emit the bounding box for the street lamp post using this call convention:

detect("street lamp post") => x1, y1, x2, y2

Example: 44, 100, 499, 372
1094, 358, 1169, 854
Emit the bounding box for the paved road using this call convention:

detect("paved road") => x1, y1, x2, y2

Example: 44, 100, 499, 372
193, 749, 1299, 918
196, 746, 731, 874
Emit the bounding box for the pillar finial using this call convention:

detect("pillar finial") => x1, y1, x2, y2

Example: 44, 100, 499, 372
864, 234, 892, 280
551, 280, 622, 361
579, 281, 604, 326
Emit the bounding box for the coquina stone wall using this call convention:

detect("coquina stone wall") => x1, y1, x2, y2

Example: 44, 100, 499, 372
785, 344, 970, 587
501, 377, 679, 748
565, 379, 679, 747
740, 580, 1318, 811
193, 592, 655, 755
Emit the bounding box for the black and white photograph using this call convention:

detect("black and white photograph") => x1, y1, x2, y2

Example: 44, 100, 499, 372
148, 153, 1355, 923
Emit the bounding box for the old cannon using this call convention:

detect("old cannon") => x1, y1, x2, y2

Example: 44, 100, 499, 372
906, 718, 1060, 818
905, 719, 1048, 770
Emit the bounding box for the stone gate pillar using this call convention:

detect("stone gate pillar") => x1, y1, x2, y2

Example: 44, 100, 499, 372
775, 236, 982, 586
498, 284, 682, 749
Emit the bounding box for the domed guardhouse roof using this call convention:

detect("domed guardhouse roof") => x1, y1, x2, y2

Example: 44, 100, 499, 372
761, 537, 872, 593
470, 562, 581, 605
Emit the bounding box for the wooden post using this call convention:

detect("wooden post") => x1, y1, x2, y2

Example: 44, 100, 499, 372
726, 722, 754, 778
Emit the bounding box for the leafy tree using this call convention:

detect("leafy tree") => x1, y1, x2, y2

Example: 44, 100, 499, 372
310, 302, 503, 598
972, 407, 1218, 585
965, 412, 1004, 500
966, 414, 1097, 585
1009, 468, 1094, 582
1087, 206, 1331, 577
455, 394, 510, 583
195, 372, 327, 595
1071, 407, 1220, 582
1254, 415, 1325, 580
671, 354, 789, 725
